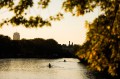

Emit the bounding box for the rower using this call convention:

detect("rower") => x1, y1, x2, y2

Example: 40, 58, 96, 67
48, 63, 52, 68
64, 60, 66, 62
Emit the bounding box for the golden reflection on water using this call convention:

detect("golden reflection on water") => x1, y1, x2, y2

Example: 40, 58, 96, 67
0, 58, 94, 79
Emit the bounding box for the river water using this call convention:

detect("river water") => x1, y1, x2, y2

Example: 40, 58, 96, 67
0, 58, 95, 79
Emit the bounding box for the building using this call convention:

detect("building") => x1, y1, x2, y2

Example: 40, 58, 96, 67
68, 41, 74, 46
13, 32, 20, 40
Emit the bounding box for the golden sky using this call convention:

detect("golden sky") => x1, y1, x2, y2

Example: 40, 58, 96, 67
0, 0, 100, 45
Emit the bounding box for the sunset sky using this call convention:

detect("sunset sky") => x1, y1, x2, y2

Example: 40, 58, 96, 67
0, 0, 100, 45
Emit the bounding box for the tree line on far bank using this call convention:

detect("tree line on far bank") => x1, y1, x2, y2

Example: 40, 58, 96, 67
0, 35, 79, 58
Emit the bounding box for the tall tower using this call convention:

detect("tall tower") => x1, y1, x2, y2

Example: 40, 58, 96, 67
13, 32, 20, 40
69, 41, 70, 46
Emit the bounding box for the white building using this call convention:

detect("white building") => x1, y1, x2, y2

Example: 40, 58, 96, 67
13, 32, 20, 40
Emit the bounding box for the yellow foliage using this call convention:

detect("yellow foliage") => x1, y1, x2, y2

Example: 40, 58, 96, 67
96, 66, 101, 71
93, 51, 96, 56
79, 54, 85, 59
89, 53, 92, 59
108, 64, 117, 76
95, 56, 98, 60
91, 62, 95, 67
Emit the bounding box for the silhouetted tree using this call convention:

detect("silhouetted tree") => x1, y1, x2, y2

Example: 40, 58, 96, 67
0, 35, 75, 58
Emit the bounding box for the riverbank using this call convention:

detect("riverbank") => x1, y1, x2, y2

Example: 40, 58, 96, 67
79, 58, 120, 79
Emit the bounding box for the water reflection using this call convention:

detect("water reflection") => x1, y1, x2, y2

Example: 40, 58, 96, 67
0, 58, 95, 79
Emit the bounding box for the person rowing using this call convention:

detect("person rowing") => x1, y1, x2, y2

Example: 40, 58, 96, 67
64, 60, 66, 62
48, 63, 52, 68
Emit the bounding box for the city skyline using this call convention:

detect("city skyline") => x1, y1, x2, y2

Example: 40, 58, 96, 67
0, 0, 101, 45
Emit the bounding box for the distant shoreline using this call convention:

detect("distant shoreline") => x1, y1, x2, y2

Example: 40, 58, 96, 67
0, 57, 77, 59
0, 35, 79, 59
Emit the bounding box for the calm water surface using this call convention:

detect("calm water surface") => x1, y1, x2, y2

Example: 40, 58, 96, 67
0, 58, 95, 79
